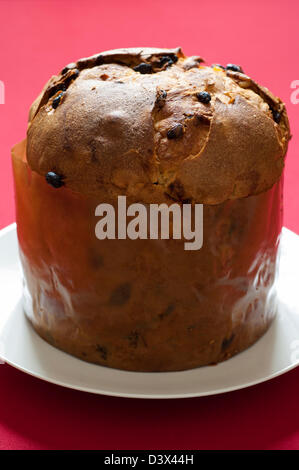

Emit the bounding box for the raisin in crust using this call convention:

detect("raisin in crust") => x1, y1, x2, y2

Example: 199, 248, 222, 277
26, 47, 290, 204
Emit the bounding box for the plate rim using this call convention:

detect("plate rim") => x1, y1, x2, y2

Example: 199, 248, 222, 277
1, 222, 299, 399
0, 222, 16, 237
2, 335, 299, 400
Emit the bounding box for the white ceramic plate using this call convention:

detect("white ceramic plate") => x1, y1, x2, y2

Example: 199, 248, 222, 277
1, 223, 299, 399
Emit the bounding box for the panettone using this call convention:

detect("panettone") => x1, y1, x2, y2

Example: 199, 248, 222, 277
12, 47, 290, 371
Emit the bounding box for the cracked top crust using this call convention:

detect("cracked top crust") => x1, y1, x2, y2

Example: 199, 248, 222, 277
26, 47, 290, 204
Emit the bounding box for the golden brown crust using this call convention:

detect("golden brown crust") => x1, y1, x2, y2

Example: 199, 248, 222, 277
26, 47, 290, 204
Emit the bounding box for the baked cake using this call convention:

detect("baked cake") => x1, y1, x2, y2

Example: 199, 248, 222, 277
12, 47, 290, 371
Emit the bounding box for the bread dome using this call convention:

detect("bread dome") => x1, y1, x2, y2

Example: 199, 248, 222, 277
27, 47, 290, 204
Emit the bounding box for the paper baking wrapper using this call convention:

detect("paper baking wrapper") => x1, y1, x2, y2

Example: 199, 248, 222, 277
12, 140, 283, 371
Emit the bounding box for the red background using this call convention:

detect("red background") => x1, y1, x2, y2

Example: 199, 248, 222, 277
0, 0, 299, 450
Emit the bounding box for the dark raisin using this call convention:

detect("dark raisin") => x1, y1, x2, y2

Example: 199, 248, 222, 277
196, 91, 211, 104
158, 55, 176, 67
158, 56, 171, 67
156, 89, 167, 108
127, 331, 139, 348
109, 283, 131, 306
96, 344, 108, 360
226, 64, 244, 73
167, 123, 184, 139
52, 92, 64, 109
59, 69, 79, 92
159, 303, 175, 319
158, 54, 178, 68
273, 111, 281, 123
270, 106, 281, 123
133, 63, 153, 74
45, 172, 64, 188
49, 83, 66, 100
221, 334, 235, 351
168, 180, 185, 199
